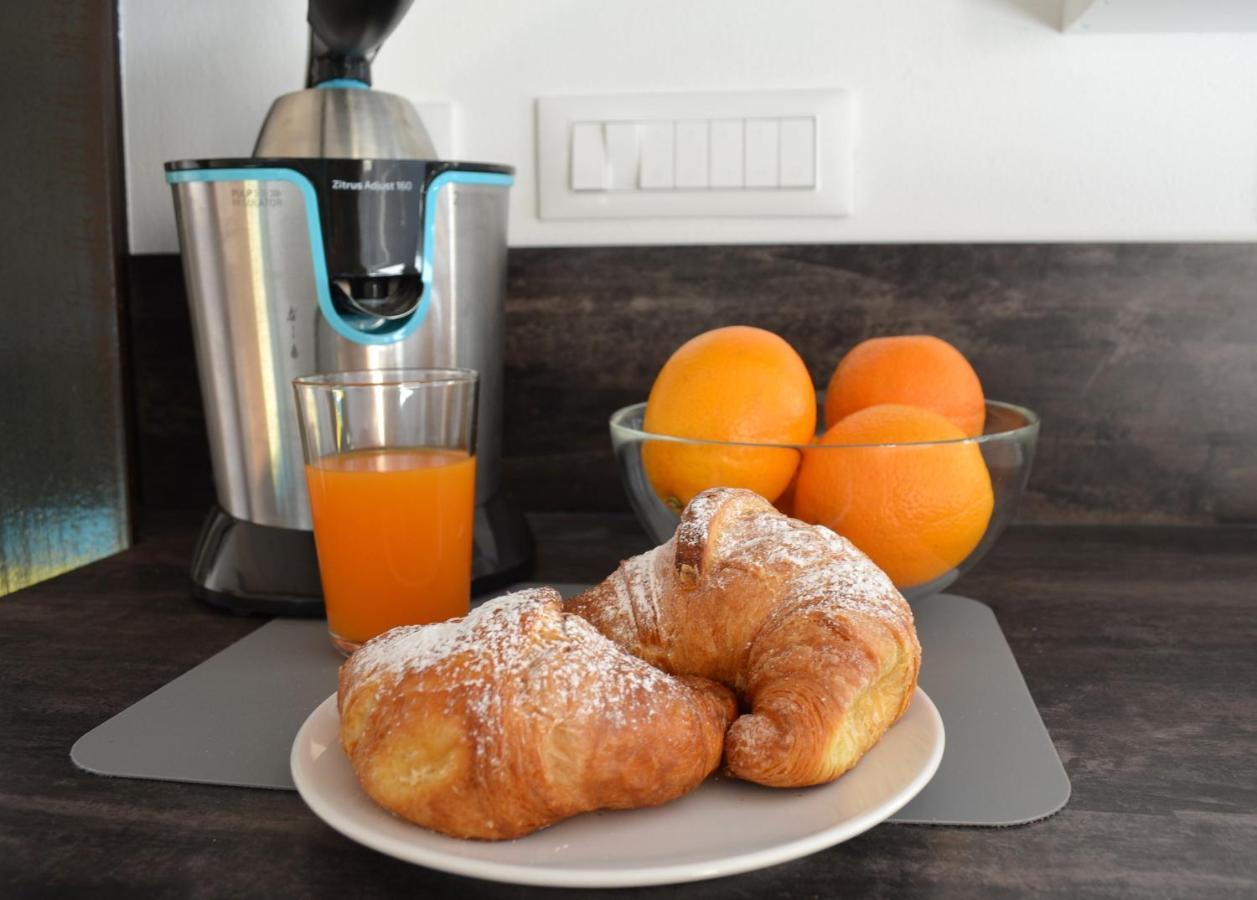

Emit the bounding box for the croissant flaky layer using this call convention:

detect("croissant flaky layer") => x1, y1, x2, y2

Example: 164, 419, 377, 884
338, 587, 736, 840
568, 488, 922, 788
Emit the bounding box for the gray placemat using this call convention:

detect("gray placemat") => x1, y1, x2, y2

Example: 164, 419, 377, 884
900, 594, 1070, 825
71, 590, 1069, 826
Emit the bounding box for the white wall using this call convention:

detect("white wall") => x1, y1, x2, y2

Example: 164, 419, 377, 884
1066, 0, 1257, 33
122, 0, 1257, 253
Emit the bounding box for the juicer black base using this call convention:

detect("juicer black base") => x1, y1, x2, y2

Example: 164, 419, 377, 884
190, 507, 325, 617
190, 492, 535, 617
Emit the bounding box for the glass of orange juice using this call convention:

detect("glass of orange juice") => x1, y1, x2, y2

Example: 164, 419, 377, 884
292, 368, 478, 655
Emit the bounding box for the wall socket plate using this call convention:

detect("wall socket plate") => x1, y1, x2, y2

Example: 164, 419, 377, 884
413, 101, 454, 158
536, 90, 854, 220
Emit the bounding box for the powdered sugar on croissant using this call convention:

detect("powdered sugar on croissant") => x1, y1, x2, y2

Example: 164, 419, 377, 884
568, 488, 921, 788
339, 587, 736, 839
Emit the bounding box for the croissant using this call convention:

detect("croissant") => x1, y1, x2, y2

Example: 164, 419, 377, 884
568, 488, 921, 788
337, 586, 736, 840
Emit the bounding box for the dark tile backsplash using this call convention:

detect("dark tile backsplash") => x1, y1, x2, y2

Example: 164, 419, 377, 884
130, 244, 1257, 525
128, 256, 216, 513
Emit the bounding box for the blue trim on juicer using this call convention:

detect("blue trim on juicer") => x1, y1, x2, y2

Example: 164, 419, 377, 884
164, 167, 514, 346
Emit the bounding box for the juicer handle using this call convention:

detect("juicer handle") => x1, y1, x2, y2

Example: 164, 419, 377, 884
306, 0, 416, 87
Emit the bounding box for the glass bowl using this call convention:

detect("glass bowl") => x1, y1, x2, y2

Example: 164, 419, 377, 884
609, 400, 1039, 602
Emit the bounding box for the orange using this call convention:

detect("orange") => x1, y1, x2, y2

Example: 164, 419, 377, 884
773, 465, 802, 518
793, 404, 993, 588
642, 326, 816, 512
824, 335, 986, 436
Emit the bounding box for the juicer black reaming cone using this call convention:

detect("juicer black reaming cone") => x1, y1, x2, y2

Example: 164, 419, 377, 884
165, 0, 532, 615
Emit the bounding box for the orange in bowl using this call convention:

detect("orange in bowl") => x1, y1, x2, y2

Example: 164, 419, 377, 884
642, 326, 815, 512
824, 335, 986, 436
794, 404, 994, 588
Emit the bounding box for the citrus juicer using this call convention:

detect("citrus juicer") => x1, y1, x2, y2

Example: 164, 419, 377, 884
166, 0, 532, 614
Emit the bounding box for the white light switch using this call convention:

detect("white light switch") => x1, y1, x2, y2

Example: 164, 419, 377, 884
638, 122, 675, 189
675, 121, 709, 189
710, 119, 744, 188
744, 119, 780, 189
538, 90, 854, 219
570, 122, 607, 191
604, 122, 639, 191
779, 117, 816, 189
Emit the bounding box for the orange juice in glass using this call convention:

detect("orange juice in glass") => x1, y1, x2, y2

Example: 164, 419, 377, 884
293, 369, 478, 655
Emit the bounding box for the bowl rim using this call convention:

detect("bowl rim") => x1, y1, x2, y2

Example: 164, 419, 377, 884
610, 399, 1040, 450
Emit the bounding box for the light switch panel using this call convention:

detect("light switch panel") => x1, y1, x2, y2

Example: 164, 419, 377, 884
744, 119, 780, 189
570, 122, 607, 191
779, 117, 816, 189
710, 119, 744, 189
538, 90, 854, 219
675, 121, 709, 189
604, 122, 639, 191
638, 122, 675, 189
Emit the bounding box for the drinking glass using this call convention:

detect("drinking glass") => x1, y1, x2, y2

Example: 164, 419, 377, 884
293, 368, 478, 655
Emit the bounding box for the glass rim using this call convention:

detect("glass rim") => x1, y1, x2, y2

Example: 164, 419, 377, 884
292, 367, 479, 390
610, 398, 1040, 449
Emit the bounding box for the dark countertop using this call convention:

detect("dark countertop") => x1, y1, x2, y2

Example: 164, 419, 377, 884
2, 513, 1255, 898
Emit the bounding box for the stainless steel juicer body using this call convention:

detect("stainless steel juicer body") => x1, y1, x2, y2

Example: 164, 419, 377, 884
166, 146, 531, 613
162, 2, 530, 612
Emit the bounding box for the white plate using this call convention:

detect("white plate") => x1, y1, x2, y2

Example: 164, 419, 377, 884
290, 687, 944, 888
